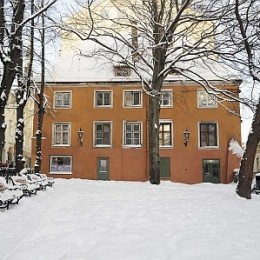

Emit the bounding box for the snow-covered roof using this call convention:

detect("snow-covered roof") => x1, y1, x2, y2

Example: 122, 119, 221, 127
46, 48, 241, 84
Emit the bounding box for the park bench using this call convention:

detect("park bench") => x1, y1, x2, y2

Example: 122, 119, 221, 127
0, 177, 23, 209
38, 173, 55, 187
26, 173, 49, 190
9, 174, 40, 196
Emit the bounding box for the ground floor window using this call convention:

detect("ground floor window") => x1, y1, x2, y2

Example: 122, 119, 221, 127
202, 159, 220, 183
50, 155, 72, 174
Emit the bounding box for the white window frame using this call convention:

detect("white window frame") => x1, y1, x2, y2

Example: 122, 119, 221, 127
198, 121, 219, 149
197, 90, 217, 108
123, 90, 142, 108
159, 120, 173, 148
161, 90, 173, 108
49, 155, 72, 174
123, 121, 142, 147
93, 121, 112, 147
54, 91, 72, 109
52, 122, 71, 147
94, 90, 113, 108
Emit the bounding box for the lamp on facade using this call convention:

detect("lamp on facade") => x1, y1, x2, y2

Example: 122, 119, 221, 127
77, 127, 84, 146
183, 128, 190, 147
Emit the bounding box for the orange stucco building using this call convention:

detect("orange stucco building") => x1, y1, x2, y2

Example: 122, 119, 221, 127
31, 79, 241, 184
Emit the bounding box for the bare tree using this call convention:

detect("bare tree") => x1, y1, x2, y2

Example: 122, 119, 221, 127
0, 0, 57, 166
63, 0, 242, 184
14, 0, 35, 173
207, 0, 260, 198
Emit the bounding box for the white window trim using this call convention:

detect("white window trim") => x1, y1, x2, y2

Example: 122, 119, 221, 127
161, 89, 173, 108
49, 155, 72, 175
93, 121, 113, 148
122, 120, 142, 148
197, 90, 217, 108
94, 90, 113, 108
198, 121, 219, 149
53, 91, 72, 109
123, 90, 142, 108
52, 122, 71, 147
159, 120, 173, 148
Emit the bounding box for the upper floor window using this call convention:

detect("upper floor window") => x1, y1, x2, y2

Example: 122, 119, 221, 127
197, 90, 217, 108
199, 122, 218, 148
159, 121, 173, 147
124, 91, 142, 107
95, 91, 112, 108
53, 123, 70, 146
114, 65, 130, 77
124, 122, 141, 146
94, 122, 112, 147
54, 91, 71, 108
161, 90, 173, 108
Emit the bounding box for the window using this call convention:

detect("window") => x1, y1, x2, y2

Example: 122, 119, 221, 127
50, 156, 72, 174
161, 90, 173, 107
124, 91, 142, 107
115, 66, 130, 77
95, 91, 112, 107
199, 122, 218, 148
124, 122, 141, 146
202, 159, 220, 183
53, 123, 70, 146
197, 90, 217, 108
94, 122, 112, 147
159, 122, 172, 147
54, 92, 71, 108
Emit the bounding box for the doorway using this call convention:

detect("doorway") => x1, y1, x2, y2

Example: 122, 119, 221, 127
160, 157, 170, 179
202, 159, 220, 183
97, 157, 109, 180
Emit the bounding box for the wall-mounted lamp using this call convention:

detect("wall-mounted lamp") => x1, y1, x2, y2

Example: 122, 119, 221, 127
183, 128, 190, 147
77, 127, 84, 146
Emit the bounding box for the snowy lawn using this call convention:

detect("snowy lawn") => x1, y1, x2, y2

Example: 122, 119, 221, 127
1, 179, 260, 260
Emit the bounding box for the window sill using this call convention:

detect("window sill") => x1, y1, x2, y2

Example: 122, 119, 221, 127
49, 172, 72, 175
199, 146, 219, 150
95, 106, 113, 108
52, 145, 70, 148
94, 145, 112, 148
159, 146, 173, 149
123, 106, 142, 108
161, 106, 173, 108
123, 145, 142, 149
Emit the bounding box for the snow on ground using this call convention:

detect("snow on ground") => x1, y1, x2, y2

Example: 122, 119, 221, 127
1, 179, 260, 260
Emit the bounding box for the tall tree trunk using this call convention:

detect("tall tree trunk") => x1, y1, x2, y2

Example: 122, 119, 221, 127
35, 1, 45, 173
0, 108, 5, 162
0, 0, 25, 163
15, 103, 25, 173
148, 94, 161, 184
237, 99, 260, 199
35, 107, 44, 173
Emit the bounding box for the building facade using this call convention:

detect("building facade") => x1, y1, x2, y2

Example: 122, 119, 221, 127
31, 79, 241, 184
4, 91, 34, 167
